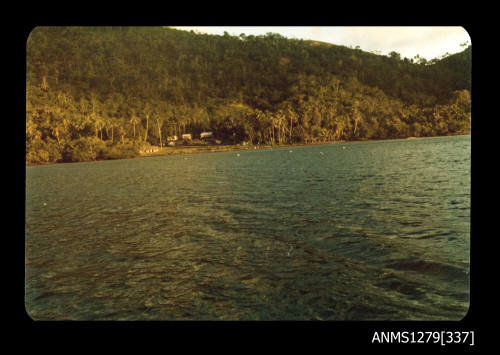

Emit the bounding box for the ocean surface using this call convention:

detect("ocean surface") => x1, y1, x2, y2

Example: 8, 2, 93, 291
25, 135, 471, 320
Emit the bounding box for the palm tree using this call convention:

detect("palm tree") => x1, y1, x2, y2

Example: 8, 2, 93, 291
143, 103, 155, 143
89, 91, 103, 139
155, 117, 164, 148
283, 106, 297, 144
129, 110, 140, 141
93, 114, 104, 140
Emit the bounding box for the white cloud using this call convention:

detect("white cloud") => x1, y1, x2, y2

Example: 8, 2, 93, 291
334, 26, 470, 59
170, 26, 470, 60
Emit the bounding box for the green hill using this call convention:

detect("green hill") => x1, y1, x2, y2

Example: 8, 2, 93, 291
26, 26, 471, 164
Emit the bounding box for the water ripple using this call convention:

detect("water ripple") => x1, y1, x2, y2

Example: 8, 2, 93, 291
25, 135, 470, 320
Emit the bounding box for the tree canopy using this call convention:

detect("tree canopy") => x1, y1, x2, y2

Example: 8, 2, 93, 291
26, 26, 471, 164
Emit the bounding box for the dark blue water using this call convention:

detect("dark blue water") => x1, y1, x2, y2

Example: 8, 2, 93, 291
25, 135, 470, 320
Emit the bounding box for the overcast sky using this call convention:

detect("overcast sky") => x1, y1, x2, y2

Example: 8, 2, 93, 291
171, 26, 470, 61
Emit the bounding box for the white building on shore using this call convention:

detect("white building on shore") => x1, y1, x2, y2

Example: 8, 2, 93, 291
200, 132, 213, 139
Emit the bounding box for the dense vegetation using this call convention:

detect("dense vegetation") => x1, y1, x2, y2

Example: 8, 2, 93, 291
26, 26, 471, 164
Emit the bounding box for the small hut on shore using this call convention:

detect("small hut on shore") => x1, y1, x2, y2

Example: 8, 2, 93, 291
140, 146, 160, 154
200, 132, 213, 139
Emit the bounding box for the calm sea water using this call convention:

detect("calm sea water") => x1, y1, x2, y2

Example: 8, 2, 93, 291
25, 135, 470, 320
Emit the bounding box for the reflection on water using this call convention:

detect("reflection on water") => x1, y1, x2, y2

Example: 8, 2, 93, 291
25, 135, 470, 320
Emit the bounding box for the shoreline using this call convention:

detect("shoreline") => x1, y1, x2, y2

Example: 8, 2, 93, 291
26, 132, 470, 166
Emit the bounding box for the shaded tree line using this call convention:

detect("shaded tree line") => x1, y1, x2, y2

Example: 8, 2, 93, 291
26, 26, 471, 164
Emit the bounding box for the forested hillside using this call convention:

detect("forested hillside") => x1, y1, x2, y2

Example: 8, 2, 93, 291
26, 26, 471, 164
